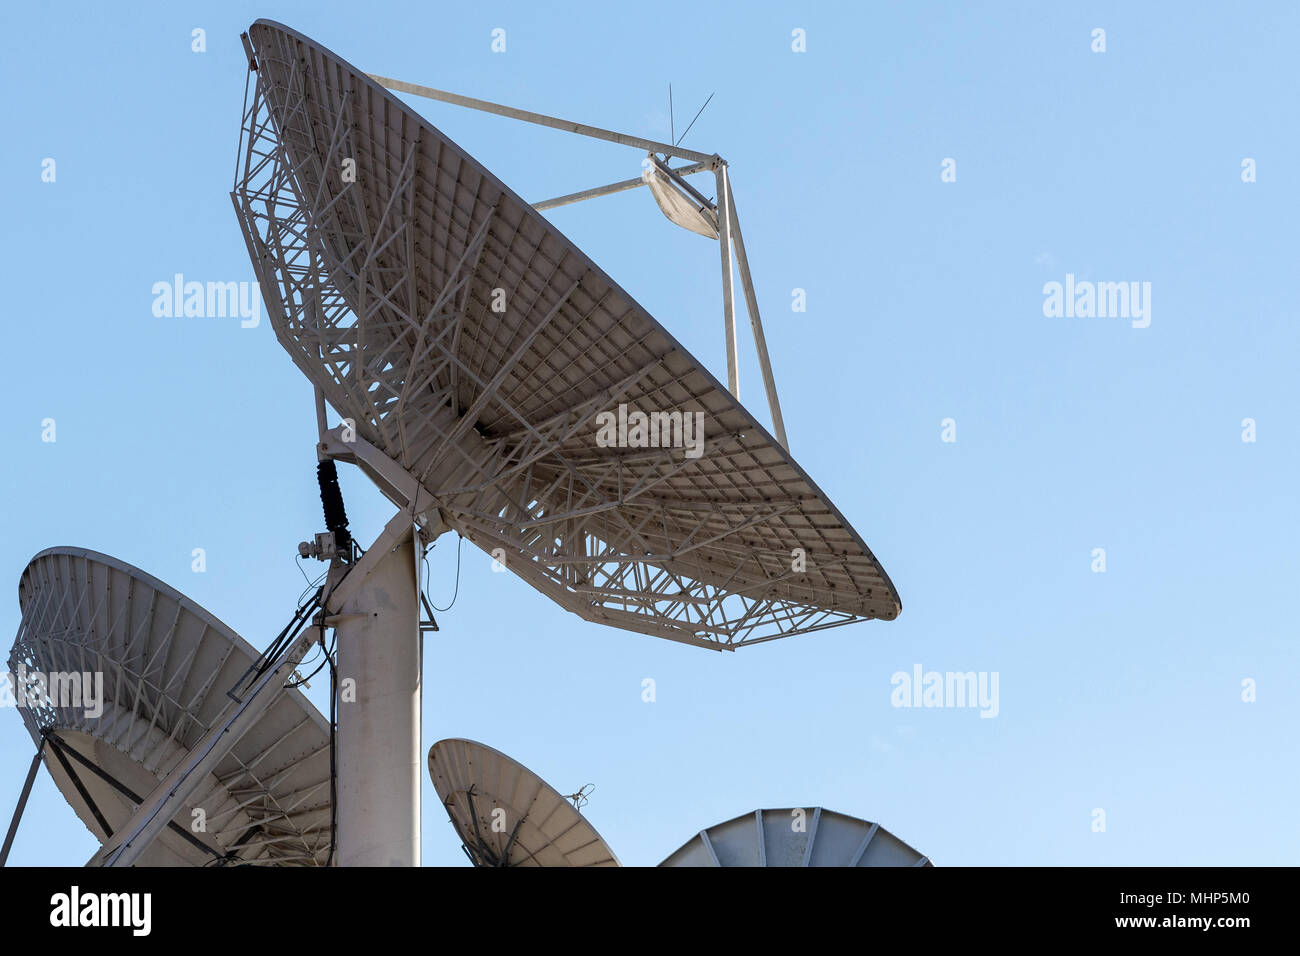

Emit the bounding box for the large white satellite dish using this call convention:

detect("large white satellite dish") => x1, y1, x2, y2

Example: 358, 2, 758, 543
6, 548, 332, 866
233, 19, 900, 650
659, 807, 932, 867
227, 18, 905, 867
428, 738, 619, 867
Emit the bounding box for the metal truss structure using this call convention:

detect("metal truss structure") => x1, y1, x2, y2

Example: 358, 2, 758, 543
233, 20, 900, 651
9, 548, 332, 866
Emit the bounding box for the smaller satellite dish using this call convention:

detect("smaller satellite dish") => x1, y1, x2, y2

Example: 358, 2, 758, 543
428, 738, 619, 867
646, 160, 719, 238
9, 547, 332, 866
659, 807, 932, 867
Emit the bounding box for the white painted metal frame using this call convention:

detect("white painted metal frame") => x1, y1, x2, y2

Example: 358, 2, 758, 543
92, 620, 318, 867
232, 20, 900, 652
367, 73, 784, 443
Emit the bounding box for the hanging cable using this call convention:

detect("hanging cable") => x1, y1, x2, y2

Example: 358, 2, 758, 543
324, 618, 338, 868
563, 783, 595, 811
425, 533, 463, 612
227, 587, 323, 703
297, 566, 329, 608
294, 553, 313, 586
284, 646, 330, 689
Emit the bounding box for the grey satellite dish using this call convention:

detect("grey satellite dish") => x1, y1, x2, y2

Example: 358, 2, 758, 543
228, 19, 903, 866
659, 807, 932, 867
7, 548, 332, 866
428, 738, 619, 867
234, 19, 900, 650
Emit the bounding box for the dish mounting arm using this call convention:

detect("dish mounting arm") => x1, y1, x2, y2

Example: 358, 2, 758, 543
368, 73, 789, 451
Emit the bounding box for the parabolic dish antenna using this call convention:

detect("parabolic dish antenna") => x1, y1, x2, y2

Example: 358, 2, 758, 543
428, 738, 619, 867
233, 19, 901, 652
7, 547, 332, 866
659, 807, 932, 867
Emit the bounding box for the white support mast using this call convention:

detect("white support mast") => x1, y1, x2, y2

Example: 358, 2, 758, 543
326, 512, 423, 867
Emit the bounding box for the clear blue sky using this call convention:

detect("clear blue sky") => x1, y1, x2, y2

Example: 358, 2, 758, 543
2, 0, 1296, 866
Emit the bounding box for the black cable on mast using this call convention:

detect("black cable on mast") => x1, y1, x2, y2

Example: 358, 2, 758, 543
316, 459, 352, 555
325, 624, 337, 868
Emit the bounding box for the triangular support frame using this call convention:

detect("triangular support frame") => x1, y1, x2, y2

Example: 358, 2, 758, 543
367, 74, 789, 451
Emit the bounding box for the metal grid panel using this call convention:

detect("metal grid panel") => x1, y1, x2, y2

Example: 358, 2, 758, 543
233, 20, 901, 650
8, 548, 332, 866
658, 807, 933, 867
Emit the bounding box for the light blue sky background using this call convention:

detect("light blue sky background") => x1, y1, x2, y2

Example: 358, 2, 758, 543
2, 1, 1296, 866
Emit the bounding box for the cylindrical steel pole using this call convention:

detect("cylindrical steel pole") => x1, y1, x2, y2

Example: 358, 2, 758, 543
334, 527, 422, 866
